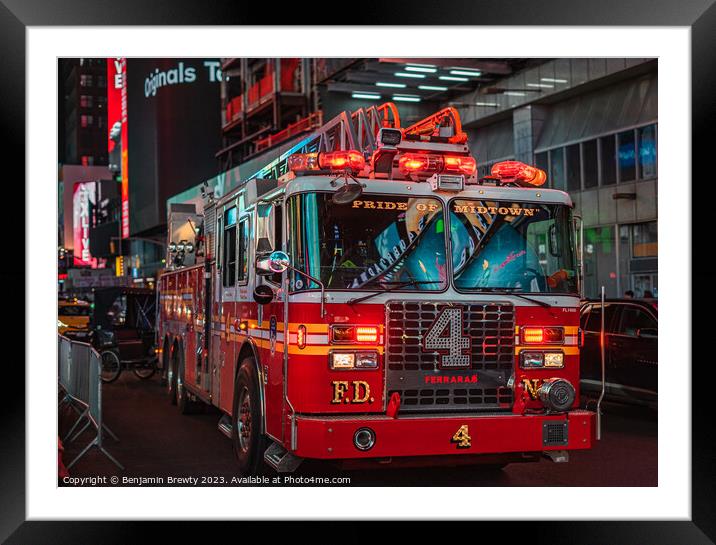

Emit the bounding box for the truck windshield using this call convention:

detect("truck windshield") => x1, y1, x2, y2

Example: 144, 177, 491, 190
287, 192, 447, 291
450, 199, 578, 294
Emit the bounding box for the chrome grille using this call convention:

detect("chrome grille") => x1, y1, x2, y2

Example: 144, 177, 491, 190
385, 300, 514, 413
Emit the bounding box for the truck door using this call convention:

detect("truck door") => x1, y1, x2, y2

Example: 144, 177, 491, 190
256, 201, 286, 440
217, 204, 239, 413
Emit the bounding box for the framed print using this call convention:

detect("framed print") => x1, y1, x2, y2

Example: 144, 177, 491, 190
2, 0, 712, 542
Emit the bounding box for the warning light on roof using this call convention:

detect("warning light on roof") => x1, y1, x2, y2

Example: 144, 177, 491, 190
491, 161, 547, 187
288, 150, 365, 174
398, 153, 476, 178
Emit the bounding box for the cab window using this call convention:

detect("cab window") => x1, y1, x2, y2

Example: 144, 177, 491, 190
237, 217, 249, 284
223, 207, 237, 287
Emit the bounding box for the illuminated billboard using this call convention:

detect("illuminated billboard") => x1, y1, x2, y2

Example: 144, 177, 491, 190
72, 181, 98, 268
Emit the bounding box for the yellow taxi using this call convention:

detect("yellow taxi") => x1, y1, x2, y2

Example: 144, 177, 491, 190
58, 298, 91, 335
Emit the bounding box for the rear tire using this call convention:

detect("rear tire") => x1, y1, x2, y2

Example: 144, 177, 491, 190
231, 358, 267, 475
177, 349, 198, 414
133, 358, 156, 380
100, 350, 122, 383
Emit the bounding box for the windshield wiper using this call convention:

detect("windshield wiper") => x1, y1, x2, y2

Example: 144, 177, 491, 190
347, 280, 442, 305
475, 287, 552, 308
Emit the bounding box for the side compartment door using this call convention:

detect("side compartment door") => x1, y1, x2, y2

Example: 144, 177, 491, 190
210, 210, 224, 406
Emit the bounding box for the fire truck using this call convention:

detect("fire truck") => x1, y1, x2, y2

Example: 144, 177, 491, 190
158, 103, 596, 474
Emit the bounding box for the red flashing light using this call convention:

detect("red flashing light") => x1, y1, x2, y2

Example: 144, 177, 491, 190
521, 326, 565, 344
288, 150, 365, 174
398, 153, 476, 178
355, 326, 379, 343
297, 324, 307, 349
330, 324, 380, 344
491, 161, 546, 187
443, 155, 477, 176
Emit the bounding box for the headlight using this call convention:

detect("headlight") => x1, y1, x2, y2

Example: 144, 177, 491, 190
544, 353, 564, 368
329, 350, 379, 370
520, 351, 564, 369
521, 351, 544, 368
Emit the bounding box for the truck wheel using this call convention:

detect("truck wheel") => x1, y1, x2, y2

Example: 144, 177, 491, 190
177, 350, 197, 415
167, 348, 178, 405
231, 358, 267, 474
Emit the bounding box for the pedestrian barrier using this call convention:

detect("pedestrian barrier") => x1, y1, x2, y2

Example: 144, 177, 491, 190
57, 334, 124, 470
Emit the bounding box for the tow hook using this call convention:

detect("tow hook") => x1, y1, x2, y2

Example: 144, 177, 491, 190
543, 450, 569, 463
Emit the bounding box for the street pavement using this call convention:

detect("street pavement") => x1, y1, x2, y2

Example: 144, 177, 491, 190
59, 373, 657, 487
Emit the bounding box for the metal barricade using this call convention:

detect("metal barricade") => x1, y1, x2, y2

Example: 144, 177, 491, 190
58, 334, 123, 470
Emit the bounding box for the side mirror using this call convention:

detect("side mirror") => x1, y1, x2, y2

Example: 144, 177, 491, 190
268, 250, 290, 273
253, 284, 274, 305
256, 250, 291, 276
636, 327, 657, 338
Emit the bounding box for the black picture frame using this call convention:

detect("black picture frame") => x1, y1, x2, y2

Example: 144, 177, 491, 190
3, 1, 712, 542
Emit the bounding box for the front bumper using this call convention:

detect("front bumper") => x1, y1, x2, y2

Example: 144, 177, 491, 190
294, 410, 595, 460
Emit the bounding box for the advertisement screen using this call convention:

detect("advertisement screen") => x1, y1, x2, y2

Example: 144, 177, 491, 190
72, 181, 98, 268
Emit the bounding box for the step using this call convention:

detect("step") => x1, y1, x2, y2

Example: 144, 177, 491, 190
218, 415, 232, 439
264, 441, 303, 473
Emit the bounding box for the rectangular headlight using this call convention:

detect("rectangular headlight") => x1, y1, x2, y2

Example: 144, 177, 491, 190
544, 352, 564, 368
520, 351, 544, 368
330, 352, 356, 369
329, 351, 379, 370
355, 351, 379, 369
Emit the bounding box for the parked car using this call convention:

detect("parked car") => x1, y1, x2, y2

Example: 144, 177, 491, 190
579, 298, 657, 408
57, 298, 91, 336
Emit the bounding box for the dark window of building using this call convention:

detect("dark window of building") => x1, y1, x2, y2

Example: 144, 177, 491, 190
618, 130, 636, 182
80, 74, 94, 87
237, 217, 249, 283
600, 135, 617, 185
80, 115, 93, 128
223, 207, 237, 287
535, 152, 548, 175
631, 221, 657, 258
582, 140, 598, 189
80, 95, 94, 108
566, 144, 581, 191
638, 124, 657, 179
549, 148, 565, 190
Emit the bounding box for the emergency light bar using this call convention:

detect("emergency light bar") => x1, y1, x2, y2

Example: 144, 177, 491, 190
491, 160, 547, 187
398, 153, 476, 178
287, 150, 365, 174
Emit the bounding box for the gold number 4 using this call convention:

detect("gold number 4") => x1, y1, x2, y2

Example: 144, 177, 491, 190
451, 425, 472, 448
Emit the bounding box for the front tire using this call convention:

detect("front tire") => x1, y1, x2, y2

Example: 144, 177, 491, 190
100, 350, 122, 383
231, 358, 267, 474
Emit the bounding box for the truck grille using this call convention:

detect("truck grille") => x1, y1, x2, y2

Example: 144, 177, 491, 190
385, 300, 514, 413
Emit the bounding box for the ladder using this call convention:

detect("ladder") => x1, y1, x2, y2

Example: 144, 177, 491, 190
246, 102, 400, 182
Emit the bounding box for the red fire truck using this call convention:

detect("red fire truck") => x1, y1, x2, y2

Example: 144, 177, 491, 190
158, 103, 596, 474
